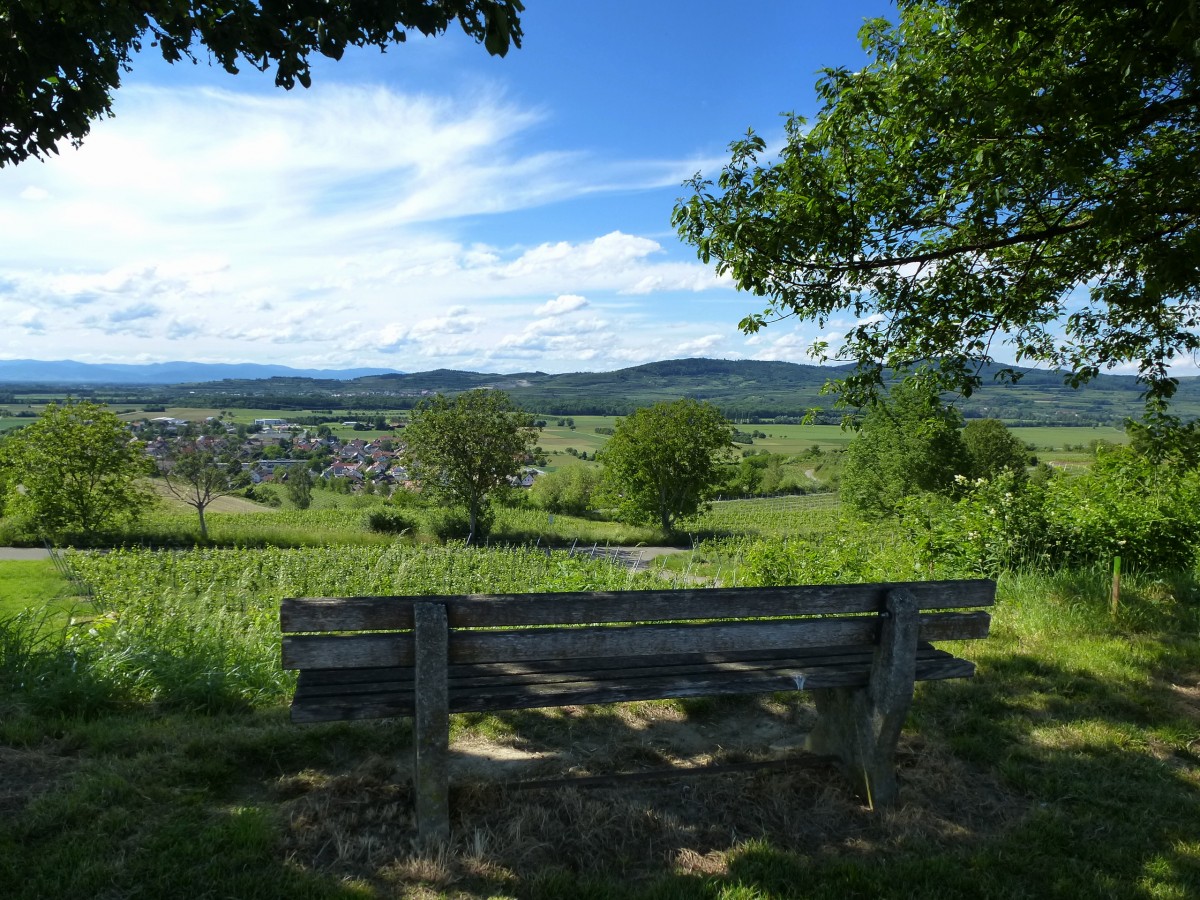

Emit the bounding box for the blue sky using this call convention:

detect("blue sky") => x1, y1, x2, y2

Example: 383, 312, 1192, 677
1, 1, 901, 374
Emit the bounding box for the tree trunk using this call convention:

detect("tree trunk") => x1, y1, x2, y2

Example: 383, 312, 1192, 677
197, 504, 209, 541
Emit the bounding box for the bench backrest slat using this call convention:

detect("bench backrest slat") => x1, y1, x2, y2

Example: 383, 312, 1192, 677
281, 609, 990, 670
280, 580, 996, 633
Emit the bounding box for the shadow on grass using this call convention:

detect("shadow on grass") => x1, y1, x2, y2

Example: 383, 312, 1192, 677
7, 641, 1200, 899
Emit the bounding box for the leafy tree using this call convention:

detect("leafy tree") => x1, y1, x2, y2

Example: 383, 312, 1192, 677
530, 466, 601, 515
3, 0, 524, 166
962, 419, 1029, 484
161, 445, 244, 540
841, 377, 970, 519
403, 389, 538, 538
0, 400, 151, 537
674, 0, 1200, 419
286, 465, 314, 510
598, 398, 734, 531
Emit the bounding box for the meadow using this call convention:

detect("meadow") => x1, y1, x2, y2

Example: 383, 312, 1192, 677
9, 399, 1126, 458
2, 493, 1199, 898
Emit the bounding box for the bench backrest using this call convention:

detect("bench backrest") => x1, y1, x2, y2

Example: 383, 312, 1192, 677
281, 580, 995, 672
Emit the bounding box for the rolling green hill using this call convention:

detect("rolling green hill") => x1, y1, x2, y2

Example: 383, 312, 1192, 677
5, 358, 1198, 424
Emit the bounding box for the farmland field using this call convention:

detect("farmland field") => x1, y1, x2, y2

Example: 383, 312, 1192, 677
0, 416, 30, 433
7, 400, 1129, 463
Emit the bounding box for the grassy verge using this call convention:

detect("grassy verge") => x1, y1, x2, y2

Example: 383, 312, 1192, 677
2, 555, 1199, 898
0, 559, 85, 621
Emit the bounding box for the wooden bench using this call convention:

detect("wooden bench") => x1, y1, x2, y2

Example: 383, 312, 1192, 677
281, 579, 994, 840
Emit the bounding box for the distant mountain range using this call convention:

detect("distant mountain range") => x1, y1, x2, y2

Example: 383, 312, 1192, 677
0, 359, 400, 384
2, 356, 1197, 423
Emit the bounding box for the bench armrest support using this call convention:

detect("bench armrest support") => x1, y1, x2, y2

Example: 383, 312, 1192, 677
808, 587, 919, 807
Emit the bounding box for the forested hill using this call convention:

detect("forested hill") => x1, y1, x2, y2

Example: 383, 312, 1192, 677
354, 358, 1200, 423
5, 357, 1199, 424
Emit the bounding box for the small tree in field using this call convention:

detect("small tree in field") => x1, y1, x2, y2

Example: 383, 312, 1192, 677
0, 400, 151, 537
841, 377, 970, 519
161, 445, 244, 540
403, 389, 538, 538
598, 398, 734, 532
286, 465, 314, 510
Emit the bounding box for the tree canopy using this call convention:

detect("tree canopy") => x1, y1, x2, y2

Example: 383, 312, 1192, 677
961, 418, 1030, 484
0, 400, 151, 537
674, 0, 1200, 421
402, 389, 537, 538
2, 0, 524, 166
840, 377, 969, 519
598, 398, 734, 532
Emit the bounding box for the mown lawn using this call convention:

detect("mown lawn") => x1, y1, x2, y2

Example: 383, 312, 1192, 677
0, 559, 81, 620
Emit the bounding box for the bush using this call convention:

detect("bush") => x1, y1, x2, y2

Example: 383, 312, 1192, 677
911, 447, 1200, 575
365, 508, 417, 534
421, 507, 480, 542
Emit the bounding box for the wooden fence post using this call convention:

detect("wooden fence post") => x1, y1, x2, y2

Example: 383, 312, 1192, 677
1111, 555, 1122, 618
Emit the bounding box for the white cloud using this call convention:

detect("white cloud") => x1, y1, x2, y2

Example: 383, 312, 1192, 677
502, 232, 663, 280
0, 81, 751, 372
535, 294, 589, 316
747, 327, 827, 362
673, 334, 726, 356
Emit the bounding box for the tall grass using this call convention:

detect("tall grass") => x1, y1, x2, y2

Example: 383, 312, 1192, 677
1, 544, 665, 719
4, 549, 1200, 898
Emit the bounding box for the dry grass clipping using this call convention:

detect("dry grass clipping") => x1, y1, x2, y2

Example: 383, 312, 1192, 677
277, 697, 1025, 895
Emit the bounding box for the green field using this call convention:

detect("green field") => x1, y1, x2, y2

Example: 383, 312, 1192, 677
6, 398, 1138, 461
2, 526, 1198, 898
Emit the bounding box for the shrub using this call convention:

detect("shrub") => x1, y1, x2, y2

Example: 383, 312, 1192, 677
422, 507, 479, 542
365, 508, 416, 534
912, 446, 1200, 575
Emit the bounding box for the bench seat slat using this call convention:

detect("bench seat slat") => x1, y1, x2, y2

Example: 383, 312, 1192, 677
294, 643, 907, 694
289, 653, 976, 722
280, 580, 997, 632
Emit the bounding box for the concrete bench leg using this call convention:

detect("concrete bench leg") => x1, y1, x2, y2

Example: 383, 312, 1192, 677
809, 587, 919, 808
413, 601, 450, 842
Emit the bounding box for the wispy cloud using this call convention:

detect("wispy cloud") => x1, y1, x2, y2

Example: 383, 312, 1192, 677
0, 82, 754, 371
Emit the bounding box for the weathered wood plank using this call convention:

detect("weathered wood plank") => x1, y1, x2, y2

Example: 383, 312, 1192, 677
809, 587, 920, 807
280, 580, 996, 632
413, 601, 450, 842
283, 611, 989, 670
296, 643, 893, 684
282, 632, 413, 670
294, 645, 961, 697
289, 655, 977, 722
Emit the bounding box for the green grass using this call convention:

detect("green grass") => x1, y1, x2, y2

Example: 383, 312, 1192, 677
0, 416, 34, 433
3, 525, 1200, 897
2, 559, 1198, 897
1008, 424, 1129, 462
0, 559, 81, 620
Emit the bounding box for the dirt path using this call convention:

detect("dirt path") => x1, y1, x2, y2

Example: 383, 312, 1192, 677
0, 548, 50, 560
569, 545, 688, 571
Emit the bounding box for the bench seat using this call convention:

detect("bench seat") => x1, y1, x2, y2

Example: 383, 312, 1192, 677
282, 580, 995, 840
